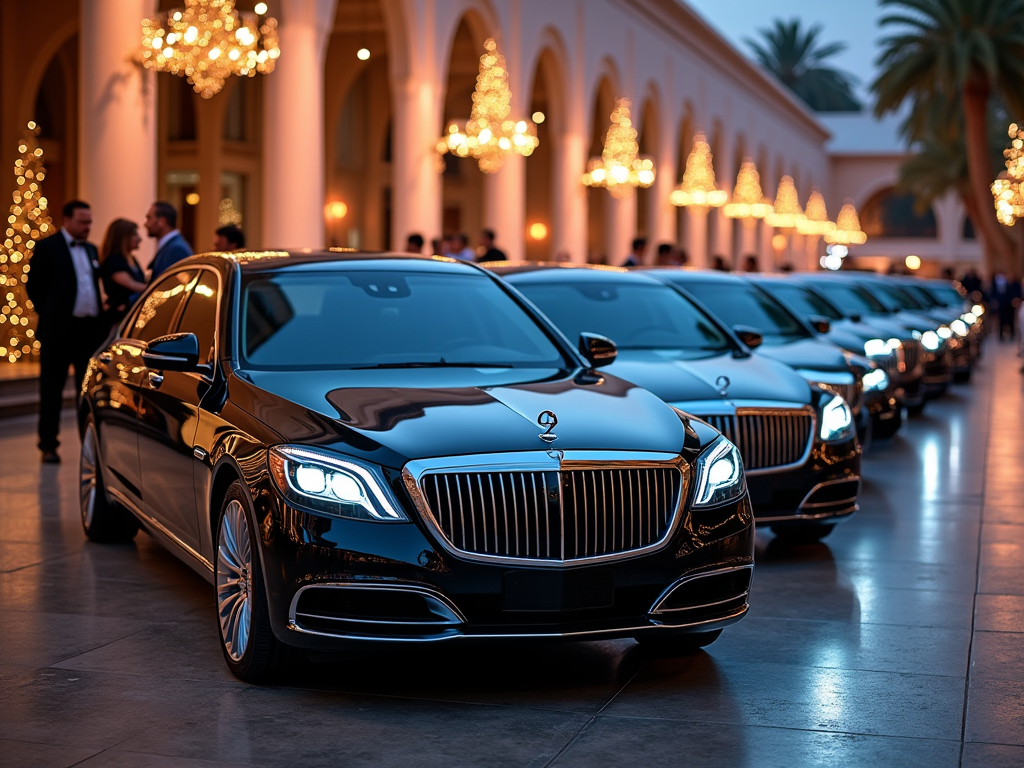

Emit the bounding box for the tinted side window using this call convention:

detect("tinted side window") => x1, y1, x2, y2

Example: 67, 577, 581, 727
128, 270, 196, 343
175, 270, 219, 365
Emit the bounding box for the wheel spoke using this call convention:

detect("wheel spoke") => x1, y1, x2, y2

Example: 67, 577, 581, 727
216, 499, 254, 662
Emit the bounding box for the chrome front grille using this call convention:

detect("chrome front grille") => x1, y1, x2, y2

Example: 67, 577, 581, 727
419, 466, 683, 563
901, 341, 920, 374
696, 410, 813, 471
816, 382, 860, 408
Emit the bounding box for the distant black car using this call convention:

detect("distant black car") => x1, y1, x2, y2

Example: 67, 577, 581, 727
647, 270, 903, 446
490, 263, 861, 541
78, 251, 754, 682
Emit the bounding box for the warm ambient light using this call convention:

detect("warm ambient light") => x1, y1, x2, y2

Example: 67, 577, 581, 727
529, 222, 548, 240
357, 48, 370, 61
772, 234, 788, 251
532, 111, 545, 124
254, 2, 268, 13
905, 255, 921, 270
326, 201, 347, 219
185, 192, 200, 205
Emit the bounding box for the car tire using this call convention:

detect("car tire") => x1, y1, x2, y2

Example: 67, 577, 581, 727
907, 401, 926, 416
79, 419, 139, 543
633, 629, 723, 655
216, 481, 290, 683
771, 522, 835, 542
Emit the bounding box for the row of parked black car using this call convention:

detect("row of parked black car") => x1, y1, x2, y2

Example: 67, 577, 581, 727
76, 249, 984, 680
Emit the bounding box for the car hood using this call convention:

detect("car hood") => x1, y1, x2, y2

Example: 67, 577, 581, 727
755, 337, 849, 373
606, 350, 813, 408
234, 367, 692, 466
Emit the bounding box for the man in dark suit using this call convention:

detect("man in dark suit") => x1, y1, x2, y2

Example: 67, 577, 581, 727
145, 200, 193, 280
25, 200, 108, 462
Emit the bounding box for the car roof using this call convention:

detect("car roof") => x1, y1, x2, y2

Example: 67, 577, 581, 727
485, 261, 666, 285
185, 249, 485, 275
643, 269, 749, 286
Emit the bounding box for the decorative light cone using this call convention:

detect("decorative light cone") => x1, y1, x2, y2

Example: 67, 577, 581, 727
669, 131, 727, 210
765, 175, 805, 230
991, 123, 1024, 226
581, 99, 655, 199
140, 0, 280, 98
826, 200, 868, 245
723, 158, 773, 223
797, 188, 836, 236
437, 39, 539, 174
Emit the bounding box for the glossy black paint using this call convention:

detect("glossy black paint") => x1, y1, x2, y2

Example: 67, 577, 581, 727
80, 251, 754, 655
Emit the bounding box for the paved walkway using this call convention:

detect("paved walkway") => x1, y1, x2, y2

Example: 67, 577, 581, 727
0, 343, 1022, 767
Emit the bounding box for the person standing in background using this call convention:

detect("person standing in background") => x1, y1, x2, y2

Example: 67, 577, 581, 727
99, 218, 147, 327
477, 229, 507, 262
213, 224, 245, 251
622, 237, 646, 267
448, 233, 476, 261
405, 233, 424, 254
145, 201, 193, 280
25, 200, 107, 463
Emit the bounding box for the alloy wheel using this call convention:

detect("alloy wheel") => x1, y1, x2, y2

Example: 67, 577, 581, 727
79, 424, 98, 528
217, 499, 254, 662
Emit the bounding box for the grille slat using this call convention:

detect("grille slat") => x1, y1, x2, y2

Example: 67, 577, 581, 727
696, 410, 813, 471
421, 467, 682, 563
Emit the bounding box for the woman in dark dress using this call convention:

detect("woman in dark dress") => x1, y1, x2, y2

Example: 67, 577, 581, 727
99, 218, 148, 326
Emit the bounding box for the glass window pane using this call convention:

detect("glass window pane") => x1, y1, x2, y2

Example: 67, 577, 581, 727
129, 270, 196, 343
176, 270, 219, 365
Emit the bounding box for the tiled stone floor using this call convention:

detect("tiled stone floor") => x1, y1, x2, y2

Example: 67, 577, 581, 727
1, 342, 1023, 767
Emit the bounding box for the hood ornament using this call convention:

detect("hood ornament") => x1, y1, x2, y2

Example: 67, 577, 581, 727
537, 410, 558, 443
716, 375, 730, 398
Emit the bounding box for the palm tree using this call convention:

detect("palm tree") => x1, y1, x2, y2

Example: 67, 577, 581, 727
873, 0, 1024, 274
746, 20, 862, 112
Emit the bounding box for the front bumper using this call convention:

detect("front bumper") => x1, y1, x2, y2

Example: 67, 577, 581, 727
254, 484, 756, 650
864, 390, 904, 442
923, 349, 953, 394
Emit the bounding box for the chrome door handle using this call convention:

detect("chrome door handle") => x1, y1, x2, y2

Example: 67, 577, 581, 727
98, 352, 113, 363
147, 371, 164, 388
193, 446, 208, 461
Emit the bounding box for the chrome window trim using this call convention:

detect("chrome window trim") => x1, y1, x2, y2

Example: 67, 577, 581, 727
402, 450, 690, 568
649, 564, 754, 615
288, 583, 466, 629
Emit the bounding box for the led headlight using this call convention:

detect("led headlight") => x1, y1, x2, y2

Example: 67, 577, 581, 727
937, 325, 952, 339
819, 394, 854, 441
972, 304, 984, 316
693, 437, 745, 507
920, 330, 941, 351
268, 445, 407, 522
862, 368, 889, 392
962, 312, 977, 325
863, 338, 890, 357
950, 319, 968, 337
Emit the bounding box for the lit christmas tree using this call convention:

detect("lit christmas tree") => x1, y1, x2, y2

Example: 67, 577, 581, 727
1, 121, 51, 363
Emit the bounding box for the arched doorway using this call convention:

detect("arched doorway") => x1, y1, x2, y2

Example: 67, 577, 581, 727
586, 77, 616, 263
31, 38, 78, 219
525, 48, 561, 262
636, 96, 659, 249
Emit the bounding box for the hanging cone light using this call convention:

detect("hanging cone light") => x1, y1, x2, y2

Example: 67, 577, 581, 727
797, 188, 836, 236
437, 38, 539, 173
765, 175, 805, 230
669, 131, 727, 210
723, 158, 773, 222
826, 200, 868, 245
581, 98, 655, 199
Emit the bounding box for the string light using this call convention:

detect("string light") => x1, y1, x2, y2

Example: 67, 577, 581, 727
140, 0, 280, 99
797, 188, 836, 236
723, 158, 772, 223
826, 200, 868, 245
1, 122, 48, 363
581, 99, 655, 199
437, 39, 538, 174
765, 175, 805, 230
992, 123, 1024, 226
669, 132, 726, 210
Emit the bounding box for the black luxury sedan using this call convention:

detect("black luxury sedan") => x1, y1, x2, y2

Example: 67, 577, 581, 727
78, 251, 755, 681
489, 263, 861, 541
646, 269, 903, 446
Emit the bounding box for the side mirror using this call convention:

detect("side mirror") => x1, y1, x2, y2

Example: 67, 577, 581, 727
849, 313, 862, 323
808, 315, 831, 334
732, 325, 764, 349
142, 332, 200, 372
578, 332, 617, 368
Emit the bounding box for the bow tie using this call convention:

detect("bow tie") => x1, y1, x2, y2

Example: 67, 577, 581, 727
71, 240, 87, 248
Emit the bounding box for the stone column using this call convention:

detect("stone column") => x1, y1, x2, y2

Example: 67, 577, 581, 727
262, 0, 336, 249
391, 75, 443, 252
79, 0, 157, 262
739, 221, 758, 268
685, 209, 709, 268
608, 192, 638, 267
484, 155, 525, 260
553, 130, 588, 263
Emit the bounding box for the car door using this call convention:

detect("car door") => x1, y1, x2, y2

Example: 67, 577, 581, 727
133, 268, 201, 545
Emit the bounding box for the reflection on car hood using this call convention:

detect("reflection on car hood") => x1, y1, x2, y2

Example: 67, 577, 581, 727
755, 337, 849, 372
606, 350, 812, 407
238, 367, 690, 464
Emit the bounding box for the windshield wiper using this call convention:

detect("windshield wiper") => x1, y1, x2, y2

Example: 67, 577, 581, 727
348, 361, 516, 370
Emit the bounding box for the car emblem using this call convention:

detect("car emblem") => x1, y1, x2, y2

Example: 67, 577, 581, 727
716, 375, 730, 398
537, 410, 558, 443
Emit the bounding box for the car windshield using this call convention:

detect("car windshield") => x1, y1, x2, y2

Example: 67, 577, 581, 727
923, 284, 966, 307
810, 282, 888, 316
871, 283, 925, 311
903, 284, 941, 308
241, 270, 567, 370
514, 279, 732, 355
674, 281, 807, 341
759, 282, 844, 321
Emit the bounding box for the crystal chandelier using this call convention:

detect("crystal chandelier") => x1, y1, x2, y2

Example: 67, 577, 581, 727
765, 175, 805, 230
437, 39, 538, 174
581, 99, 655, 199
797, 189, 836, 236
140, 0, 280, 99
669, 132, 727, 210
992, 123, 1024, 226
723, 158, 772, 222
826, 201, 868, 245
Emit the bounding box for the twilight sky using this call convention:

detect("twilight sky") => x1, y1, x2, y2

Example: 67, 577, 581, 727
686, 0, 886, 104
